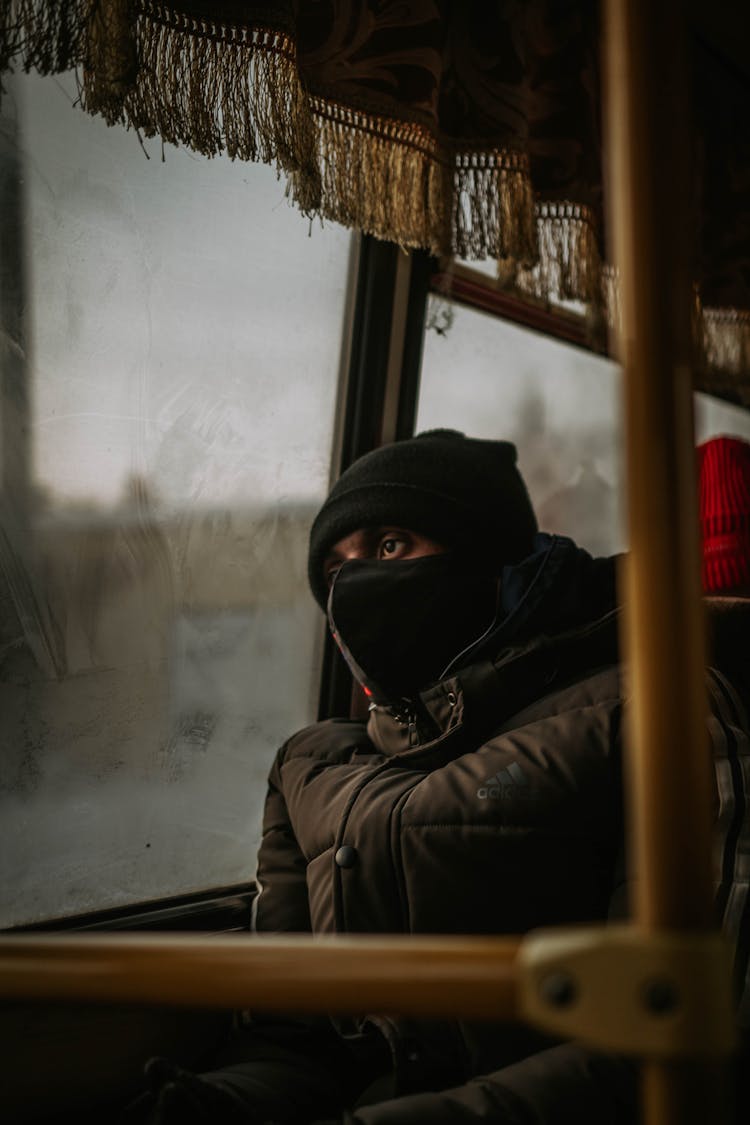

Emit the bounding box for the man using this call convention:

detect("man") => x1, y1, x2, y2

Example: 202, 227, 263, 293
131, 429, 638, 1124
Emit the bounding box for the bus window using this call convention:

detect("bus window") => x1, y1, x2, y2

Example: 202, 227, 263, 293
418, 292, 750, 558
0, 70, 353, 928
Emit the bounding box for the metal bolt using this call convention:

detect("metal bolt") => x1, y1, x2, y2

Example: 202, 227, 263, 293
540, 971, 578, 1008
643, 977, 680, 1015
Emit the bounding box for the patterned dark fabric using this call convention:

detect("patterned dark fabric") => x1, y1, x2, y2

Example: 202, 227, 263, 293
0, 0, 616, 278
1, 1, 749, 378
296, 1, 601, 199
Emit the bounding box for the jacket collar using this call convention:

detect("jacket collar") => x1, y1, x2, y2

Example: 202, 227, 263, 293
367, 607, 621, 759
471, 532, 619, 657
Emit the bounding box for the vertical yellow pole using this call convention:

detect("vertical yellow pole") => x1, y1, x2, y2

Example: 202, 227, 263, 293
604, 2, 732, 1123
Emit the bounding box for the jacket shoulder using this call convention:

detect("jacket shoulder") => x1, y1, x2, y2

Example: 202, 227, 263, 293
282, 716, 373, 764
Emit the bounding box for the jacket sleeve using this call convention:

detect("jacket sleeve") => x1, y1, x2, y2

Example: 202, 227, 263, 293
251, 738, 312, 934
237, 740, 388, 1116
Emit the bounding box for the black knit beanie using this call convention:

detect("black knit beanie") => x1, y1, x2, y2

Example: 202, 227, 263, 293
308, 429, 538, 608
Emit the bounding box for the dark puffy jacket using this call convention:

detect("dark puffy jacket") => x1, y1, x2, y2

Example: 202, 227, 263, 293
153, 541, 749, 1125
234, 535, 636, 1123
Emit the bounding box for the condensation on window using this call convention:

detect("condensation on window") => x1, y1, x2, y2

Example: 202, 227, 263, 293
0, 71, 352, 926
419, 296, 750, 558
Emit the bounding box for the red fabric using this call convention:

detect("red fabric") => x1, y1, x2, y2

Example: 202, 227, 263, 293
697, 436, 750, 593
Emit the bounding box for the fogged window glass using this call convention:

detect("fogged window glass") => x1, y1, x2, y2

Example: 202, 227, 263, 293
419, 298, 750, 557
0, 72, 352, 926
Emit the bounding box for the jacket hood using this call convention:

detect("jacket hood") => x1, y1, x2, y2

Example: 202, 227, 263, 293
445, 532, 620, 675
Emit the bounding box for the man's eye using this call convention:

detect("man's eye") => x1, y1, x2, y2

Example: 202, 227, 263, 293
379, 535, 405, 559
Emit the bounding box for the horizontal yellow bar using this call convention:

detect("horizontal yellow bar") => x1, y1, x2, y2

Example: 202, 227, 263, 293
0, 933, 521, 1021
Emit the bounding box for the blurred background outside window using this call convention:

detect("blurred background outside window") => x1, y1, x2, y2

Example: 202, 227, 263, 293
419, 293, 750, 558
0, 72, 353, 927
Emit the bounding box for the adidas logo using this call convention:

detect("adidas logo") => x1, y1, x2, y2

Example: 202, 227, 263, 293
477, 761, 529, 800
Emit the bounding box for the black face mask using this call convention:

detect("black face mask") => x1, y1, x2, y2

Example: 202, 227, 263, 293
327, 554, 500, 705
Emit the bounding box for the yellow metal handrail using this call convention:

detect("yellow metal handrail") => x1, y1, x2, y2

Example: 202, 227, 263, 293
0, 933, 519, 1020
605, 1, 732, 1121
0, 925, 735, 1061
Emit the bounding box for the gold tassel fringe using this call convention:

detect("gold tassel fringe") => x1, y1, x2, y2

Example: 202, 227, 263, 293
698, 308, 750, 404
80, 3, 538, 261
85, 0, 138, 120
452, 150, 535, 264
1, 0, 88, 77
0, 2, 562, 272
299, 104, 535, 261
291, 102, 452, 252
602, 275, 750, 395
86, 4, 318, 180
1, 2, 748, 385
512, 202, 602, 306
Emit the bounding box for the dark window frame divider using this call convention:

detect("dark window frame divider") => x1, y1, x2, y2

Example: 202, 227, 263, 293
316, 237, 434, 722
11, 883, 257, 933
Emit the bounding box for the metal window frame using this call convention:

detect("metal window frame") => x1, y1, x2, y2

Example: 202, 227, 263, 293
9, 883, 257, 934
428, 261, 610, 357
317, 236, 433, 722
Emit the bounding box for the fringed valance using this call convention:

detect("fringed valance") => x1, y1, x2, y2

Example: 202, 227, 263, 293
2, 2, 750, 392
